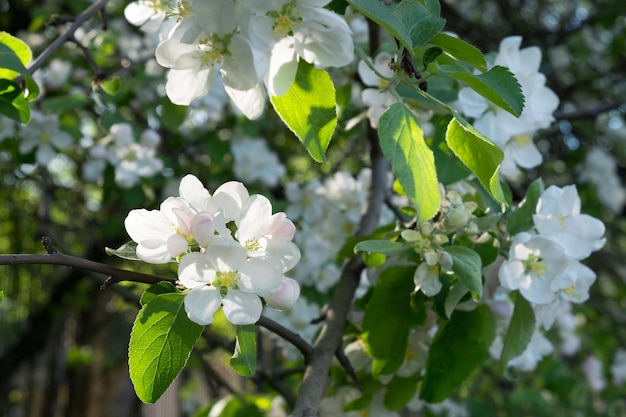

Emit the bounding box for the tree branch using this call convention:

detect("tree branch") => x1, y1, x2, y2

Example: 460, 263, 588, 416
256, 315, 314, 359
26, 0, 110, 76
0, 237, 176, 289
291, 121, 391, 416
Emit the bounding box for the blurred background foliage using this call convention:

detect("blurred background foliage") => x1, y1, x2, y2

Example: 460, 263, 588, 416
0, 0, 624, 416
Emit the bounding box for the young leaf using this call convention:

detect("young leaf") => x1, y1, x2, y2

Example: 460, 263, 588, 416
230, 324, 257, 376
270, 61, 336, 163
393, 0, 446, 47
354, 239, 406, 256
384, 374, 421, 410
499, 291, 536, 377
428, 33, 487, 72
0, 33, 31, 80
105, 241, 140, 261
420, 305, 495, 402
446, 245, 483, 299
129, 293, 203, 403
0, 83, 29, 123
140, 282, 178, 306
437, 64, 524, 116
346, 0, 413, 51
445, 117, 507, 208
379, 102, 441, 223
506, 178, 545, 235
362, 266, 421, 376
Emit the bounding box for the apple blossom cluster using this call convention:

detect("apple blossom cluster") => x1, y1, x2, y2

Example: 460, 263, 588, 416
285, 169, 394, 292
17, 110, 73, 166
456, 36, 560, 179
124, 0, 354, 118
499, 185, 605, 317
230, 137, 286, 187
82, 122, 164, 188
124, 174, 301, 325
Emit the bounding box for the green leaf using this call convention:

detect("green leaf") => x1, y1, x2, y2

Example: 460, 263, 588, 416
270, 61, 337, 163
499, 292, 536, 377
437, 64, 524, 116
420, 305, 495, 402
506, 178, 544, 235
105, 241, 141, 261
445, 118, 507, 208
443, 281, 469, 319
129, 293, 203, 403
354, 239, 406, 256
384, 374, 421, 410
379, 102, 441, 222
0, 32, 31, 80
430, 116, 472, 185
428, 33, 487, 72
446, 246, 482, 300
40, 94, 89, 112
230, 324, 257, 376
347, 0, 414, 51
101, 76, 121, 95
140, 282, 178, 306
423, 47, 443, 68
0, 290, 3, 304
0, 82, 29, 123
160, 99, 187, 131
362, 266, 421, 376
393, 0, 446, 47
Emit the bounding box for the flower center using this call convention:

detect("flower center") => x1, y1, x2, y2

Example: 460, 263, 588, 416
513, 134, 533, 147
523, 254, 545, 276
269, 2, 302, 37
196, 33, 227, 65
244, 237, 261, 252
214, 270, 240, 290
170, 0, 193, 21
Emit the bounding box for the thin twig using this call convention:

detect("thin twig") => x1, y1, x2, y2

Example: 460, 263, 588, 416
0, 237, 176, 289
256, 315, 314, 359
26, 0, 110, 76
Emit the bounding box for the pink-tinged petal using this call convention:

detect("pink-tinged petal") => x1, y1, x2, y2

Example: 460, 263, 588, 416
191, 212, 214, 247
267, 212, 296, 240
238, 256, 283, 293
264, 277, 300, 311
124, 208, 174, 242
178, 252, 216, 288
179, 174, 211, 212
222, 290, 262, 325
184, 286, 222, 325
161, 197, 194, 234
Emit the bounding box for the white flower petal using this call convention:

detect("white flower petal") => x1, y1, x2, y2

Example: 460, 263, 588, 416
178, 252, 217, 288
184, 286, 222, 325
222, 290, 262, 325
264, 277, 300, 310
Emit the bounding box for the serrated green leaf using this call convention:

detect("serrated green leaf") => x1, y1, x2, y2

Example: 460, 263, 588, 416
230, 324, 257, 376
379, 102, 441, 222
420, 305, 495, 402
354, 239, 406, 255
0, 32, 31, 80
363, 266, 421, 376
140, 282, 178, 306
129, 293, 203, 403
430, 116, 472, 184
446, 246, 482, 299
394, 0, 446, 48
500, 292, 535, 377
437, 64, 524, 116
429, 33, 487, 72
445, 118, 507, 208
347, 0, 414, 51
105, 241, 140, 261
270, 61, 336, 163
0, 88, 29, 123
506, 178, 544, 235
384, 374, 420, 410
